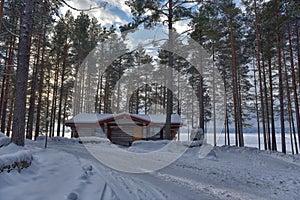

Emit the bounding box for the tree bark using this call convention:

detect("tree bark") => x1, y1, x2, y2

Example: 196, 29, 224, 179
12, 0, 34, 146
254, 0, 267, 150
268, 57, 277, 151
50, 63, 59, 137
1, 35, 15, 135
26, 27, 42, 139
262, 57, 271, 149
283, 50, 295, 154
62, 89, 68, 137
6, 93, 14, 137
296, 24, 300, 91
0, 0, 5, 31
57, 45, 68, 136
165, 0, 174, 140
26, 58, 38, 140
253, 60, 261, 150
229, 12, 243, 147
34, 23, 46, 140
276, 11, 286, 153
287, 15, 300, 152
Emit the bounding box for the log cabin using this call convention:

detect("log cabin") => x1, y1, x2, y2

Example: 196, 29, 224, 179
65, 112, 181, 146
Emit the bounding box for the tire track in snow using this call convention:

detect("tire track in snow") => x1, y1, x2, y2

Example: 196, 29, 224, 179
153, 172, 265, 200
109, 170, 168, 200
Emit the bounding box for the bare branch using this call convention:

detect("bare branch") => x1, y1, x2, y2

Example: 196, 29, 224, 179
174, 0, 202, 9
60, 0, 108, 12
178, 28, 193, 35
1, 20, 20, 38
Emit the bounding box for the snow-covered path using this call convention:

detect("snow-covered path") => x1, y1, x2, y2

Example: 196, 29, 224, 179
154, 147, 300, 200
1, 139, 300, 200
38, 141, 218, 200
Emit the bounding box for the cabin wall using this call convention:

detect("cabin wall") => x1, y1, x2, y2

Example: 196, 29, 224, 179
66, 120, 181, 146
70, 124, 107, 138
108, 125, 134, 146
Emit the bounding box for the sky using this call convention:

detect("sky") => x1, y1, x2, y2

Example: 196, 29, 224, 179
60, 0, 251, 35
61, 0, 190, 34
60, 0, 132, 27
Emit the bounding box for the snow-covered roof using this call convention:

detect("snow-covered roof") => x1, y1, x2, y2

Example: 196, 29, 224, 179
65, 113, 113, 125
65, 113, 181, 125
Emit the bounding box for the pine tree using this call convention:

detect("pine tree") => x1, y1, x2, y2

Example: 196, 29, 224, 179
191, 0, 249, 146
125, 0, 201, 139
11, 0, 34, 146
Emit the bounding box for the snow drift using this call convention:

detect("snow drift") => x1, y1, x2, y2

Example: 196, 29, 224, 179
0, 132, 32, 173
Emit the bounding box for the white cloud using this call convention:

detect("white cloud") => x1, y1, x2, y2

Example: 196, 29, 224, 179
61, 0, 131, 27
61, 1, 192, 33
105, 0, 132, 15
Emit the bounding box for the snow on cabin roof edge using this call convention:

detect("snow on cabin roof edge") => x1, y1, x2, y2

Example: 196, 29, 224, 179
65, 113, 181, 125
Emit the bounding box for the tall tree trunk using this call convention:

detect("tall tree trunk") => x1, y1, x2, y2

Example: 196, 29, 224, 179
104, 73, 110, 113
136, 82, 139, 114
191, 87, 194, 128
226, 109, 230, 146
95, 72, 101, 112
212, 53, 216, 146
224, 83, 230, 146
292, 112, 299, 154
117, 73, 121, 113
34, 65, 45, 139
99, 75, 103, 113
6, 93, 14, 137
0, 0, 5, 31
1, 35, 15, 135
254, 0, 267, 150
296, 24, 300, 90
62, 90, 68, 137
12, 0, 34, 146
253, 60, 261, 150
237, 67, 244, 146
276, 11, 286, 153
50, 61, 59, 137
57, 45, 67, 137
26, 28, 43, 139
165, 0, 174, 140
0, 75, 6, 126
262, 58, 271, 149
268, 57, 277, 151
0, 47, 9, 125
35, 26, 46, 140
287, 16, 300, 151
145, 74, 148, 115
45, 64, 51, 134
283, 51, 295, 154
26, 59, 38, 139
229, 12, 243, 146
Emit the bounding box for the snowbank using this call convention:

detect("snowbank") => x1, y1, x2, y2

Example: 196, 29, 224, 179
2, 138, 300, 199
35, 136, 111, 145
179, 140, 203, 147
78, 137, 111, 144
128, 140, 203, 153
49, 136, 80, 144
0, 137, 11, 148
0, 144, 32, 173
131, 140, 203, 148
0, 132, 11, 147
0, 132, 6, 137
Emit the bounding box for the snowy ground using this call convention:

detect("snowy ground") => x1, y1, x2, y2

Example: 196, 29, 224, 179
0, 137, 300, 200
179, 132, 297, 154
